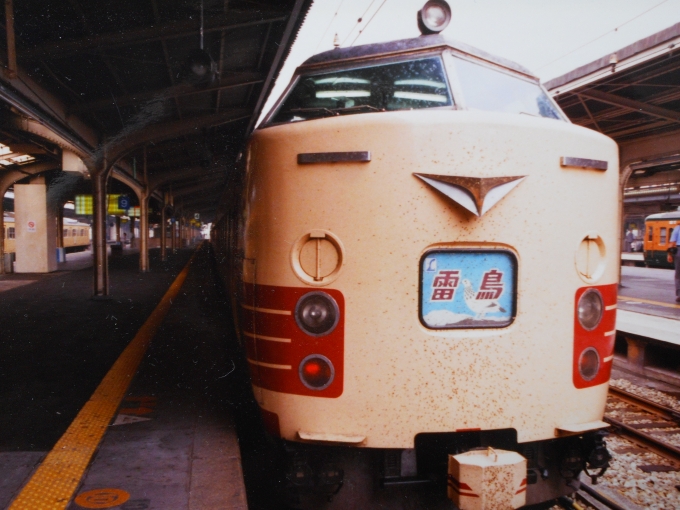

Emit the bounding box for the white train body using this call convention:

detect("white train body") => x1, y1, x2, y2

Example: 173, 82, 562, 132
214, 33, 619, 507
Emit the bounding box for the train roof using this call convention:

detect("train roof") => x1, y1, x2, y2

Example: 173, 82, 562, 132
646, 209, 680, 221
3, 216, 90, 227
298, 34, 536, 80
64, 218, 90, 226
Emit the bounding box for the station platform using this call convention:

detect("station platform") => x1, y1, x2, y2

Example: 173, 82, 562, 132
618, 266, 680, 345
620, 252, 644, 266
0, 245, 250, 510
616, 265, 680, 386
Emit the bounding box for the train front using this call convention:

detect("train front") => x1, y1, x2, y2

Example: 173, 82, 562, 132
240, 12, 619, 508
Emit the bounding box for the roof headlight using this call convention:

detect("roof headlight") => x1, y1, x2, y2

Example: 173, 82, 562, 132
577, 288, 603, 331
418, 0, 452, 35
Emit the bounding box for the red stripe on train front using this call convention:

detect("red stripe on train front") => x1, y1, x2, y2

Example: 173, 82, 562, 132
573, 283, 617, 389
241, 284, 344, 398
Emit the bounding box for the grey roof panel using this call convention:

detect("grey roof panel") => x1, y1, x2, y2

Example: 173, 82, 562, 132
299, 34, 536, 78
545, 21, 680, 91
645, 209, 680, 220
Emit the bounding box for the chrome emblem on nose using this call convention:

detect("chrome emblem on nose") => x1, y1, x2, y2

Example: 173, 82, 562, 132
413, 174, 526, 217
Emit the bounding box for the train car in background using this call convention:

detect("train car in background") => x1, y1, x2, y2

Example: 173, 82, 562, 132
644, 209, 680, 268
212, 2, 619, 508
3, 215, 90, 254
61, 218, 91, 252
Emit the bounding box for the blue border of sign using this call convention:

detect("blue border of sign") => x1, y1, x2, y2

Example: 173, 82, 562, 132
418, 249, 518, 330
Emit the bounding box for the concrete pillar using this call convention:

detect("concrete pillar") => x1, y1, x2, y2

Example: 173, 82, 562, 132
14, 183, 57, 273
140, 194, 149, 272
160, 202, 167, 262
626, 337, 648, 371
92, 171, 109, 296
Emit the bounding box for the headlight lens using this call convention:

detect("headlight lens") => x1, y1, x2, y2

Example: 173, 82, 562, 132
295, 292, 339, 336
579, 348, 600, 381
299, 355, 335, 390
418, 0, 452, 34
577, 288, 603, 330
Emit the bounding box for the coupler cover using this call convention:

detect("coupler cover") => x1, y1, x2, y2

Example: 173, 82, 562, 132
448, 448, 527, 510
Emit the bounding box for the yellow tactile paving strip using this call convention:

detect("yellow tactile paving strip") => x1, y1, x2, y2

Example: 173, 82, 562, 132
9, 249, 199, 510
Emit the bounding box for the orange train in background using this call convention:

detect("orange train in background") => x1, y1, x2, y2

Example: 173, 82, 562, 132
3, 216, 90, 253
212, 2, 619, 508
643, 209, 680, 268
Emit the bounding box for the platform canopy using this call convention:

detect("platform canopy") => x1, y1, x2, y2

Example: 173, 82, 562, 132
546, 22, 680, 227
546, 22, 680, 146
0, 0, 310, 223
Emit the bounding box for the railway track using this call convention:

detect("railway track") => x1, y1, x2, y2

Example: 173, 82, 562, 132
568, 483, 630, 510
555, 482, 637, 510
554, 384, 680, 510
605, 385, 680, 464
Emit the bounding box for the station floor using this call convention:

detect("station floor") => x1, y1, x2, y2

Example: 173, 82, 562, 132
619, 265, 680, 320
617, 265, 679, 347
0, 245, 256, 509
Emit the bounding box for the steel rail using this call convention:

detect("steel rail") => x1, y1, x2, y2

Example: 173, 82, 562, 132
557, 484, 633, 510
609, 385, 680, 422
576, 485, 632, 510
605, 392, 680, 464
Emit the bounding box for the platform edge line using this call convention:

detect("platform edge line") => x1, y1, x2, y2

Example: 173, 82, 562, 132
618, 294, 680, 310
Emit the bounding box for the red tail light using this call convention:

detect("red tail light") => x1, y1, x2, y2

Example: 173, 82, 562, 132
299, 354, 335, 390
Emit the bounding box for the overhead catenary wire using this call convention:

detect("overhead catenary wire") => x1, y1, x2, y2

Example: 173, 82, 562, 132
350, 0, 389, 47
314, 0, 348, 53
536, 0, 671, 70
340, 0, 380, 47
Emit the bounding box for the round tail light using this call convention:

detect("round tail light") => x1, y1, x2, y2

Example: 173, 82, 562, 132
577, 288, 603, 330
299, 355, 335, 390
295, 292, 339, 337
579, 348, 600, 381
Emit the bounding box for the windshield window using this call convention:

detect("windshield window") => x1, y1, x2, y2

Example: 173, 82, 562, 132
451, 56, 562, 120
269, 57, 453, 124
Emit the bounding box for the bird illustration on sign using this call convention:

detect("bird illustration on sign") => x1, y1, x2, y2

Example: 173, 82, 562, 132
462, 277, 506, 320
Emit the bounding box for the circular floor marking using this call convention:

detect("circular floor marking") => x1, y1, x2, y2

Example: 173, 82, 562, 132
74, 488, 131, 508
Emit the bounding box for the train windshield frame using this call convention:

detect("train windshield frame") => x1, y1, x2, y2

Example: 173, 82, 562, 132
263, 45, 566, 127
267, 55, 454, 125
446, 52, 564, 120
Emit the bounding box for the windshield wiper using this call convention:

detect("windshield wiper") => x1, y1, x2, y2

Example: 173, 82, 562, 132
285, 104, 382, 122
333, 104, 382, 114
288, 107, 338, 116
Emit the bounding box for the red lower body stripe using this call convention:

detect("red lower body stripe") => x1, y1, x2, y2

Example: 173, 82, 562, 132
241, 283, 344, 398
